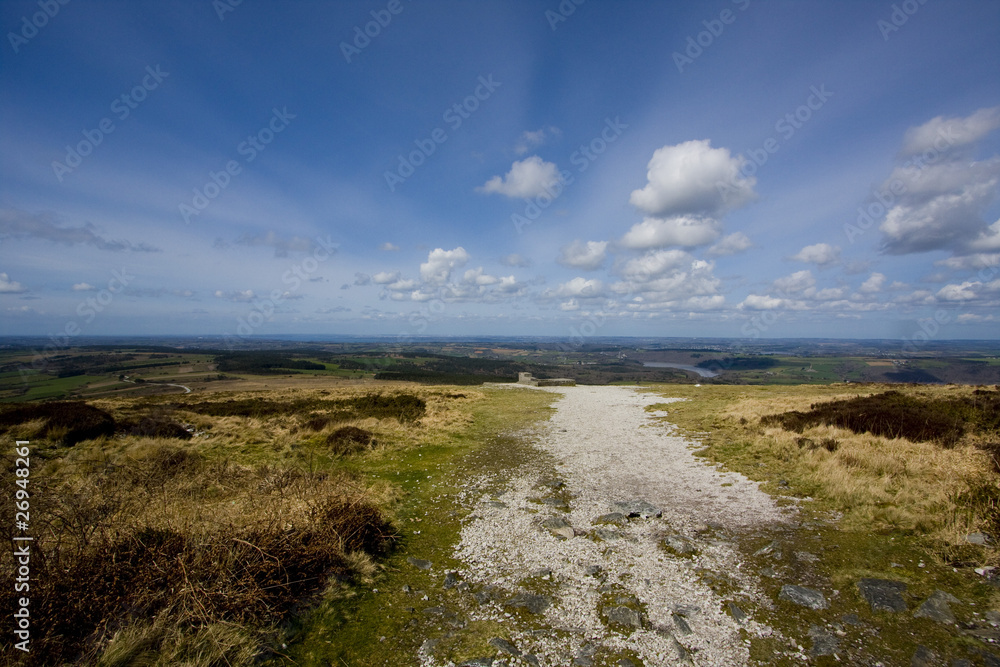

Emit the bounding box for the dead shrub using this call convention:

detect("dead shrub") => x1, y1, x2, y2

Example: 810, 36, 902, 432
326, 426, 377, 456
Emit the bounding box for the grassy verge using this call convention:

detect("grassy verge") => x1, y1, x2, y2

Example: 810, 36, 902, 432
277, 386, 558, 665
0, 384, 557, 666
642, 383, 1000, 665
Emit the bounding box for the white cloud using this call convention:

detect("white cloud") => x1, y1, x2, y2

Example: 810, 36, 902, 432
354, 272, 372, 286
706, 232, 752, 257
814, 287, 846, 300
900, 106, 1000, 158
790, 243, 841, 266
559, 299, 581, 311
739, 294, 785, 310
628, 140, 756, 218
557, 240, 607, 270
0, 273, 26, 293
514, 126, 560, 155
477, 156, 561, 199
621, 249, 691, 281
936, 281, 980, 301
878, 108, 1000, 255
463, 267, 500, 286
859, 272, 887, 293
773, 270, 815, 294
372, 271, 400, 284
620, 215, 720, 249
71, 282, 96, 291
214, 289, 255, 302
379, 242, 399, 251
550, 277, 604, 299
420, 247, 470, 284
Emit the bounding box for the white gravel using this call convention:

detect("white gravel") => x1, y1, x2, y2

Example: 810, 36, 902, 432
425, 385, 794, 667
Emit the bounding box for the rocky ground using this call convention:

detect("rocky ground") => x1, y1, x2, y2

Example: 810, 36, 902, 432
402, 386, 1000, 666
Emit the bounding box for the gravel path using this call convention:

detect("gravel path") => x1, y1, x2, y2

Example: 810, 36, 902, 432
424, 385, 794, 666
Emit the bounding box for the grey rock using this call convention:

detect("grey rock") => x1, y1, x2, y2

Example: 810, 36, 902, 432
842, 613, 863, 626
795, 551, 819, 562
614, 499, 662, 519
595, 527, 623, 541
779, 584, 828, 610
423, 605, 453, 617
486, 501, 507, 509
458, 659, 494, 667
663, 534, 698, 555
444, 571, 460, 589
606, 605, 643, 629
760, 566, 778, 578
910, 645, 936, 667
858, 578, 908, 612
541, 516, 575, 539
617, 660, 636, 667
523, 655, 540, 667
965, 532, 992, 545
541, 497, 568, 507
504, 593, 552, 614
572, 659, 593, 667
914, 589, 960, 624
987, 610, 1000, 625
407, 556, 432, 570
951, 660, 973, 667
488, 637, 522, 657
402, 584, 412, 594
673, 613, 693, 635
594, 512, 628, 525
529, 567, 552, 578
808, 625, 840, 657
537, 477, 566, 490
728, 602, 747, 624
584, 564, 603, 576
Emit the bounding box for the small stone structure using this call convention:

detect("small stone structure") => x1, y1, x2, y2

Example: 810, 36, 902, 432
517, 372, 575, 387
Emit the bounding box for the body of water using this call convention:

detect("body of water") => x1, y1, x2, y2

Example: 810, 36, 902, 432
642, 361, 719, 378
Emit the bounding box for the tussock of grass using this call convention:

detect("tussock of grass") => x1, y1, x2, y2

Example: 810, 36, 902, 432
0, 400, 116, 445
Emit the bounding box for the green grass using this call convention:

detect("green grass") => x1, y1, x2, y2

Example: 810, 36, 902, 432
277, 387, 557, 666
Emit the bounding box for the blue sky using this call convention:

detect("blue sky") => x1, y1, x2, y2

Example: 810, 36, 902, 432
2, 0, 999, 341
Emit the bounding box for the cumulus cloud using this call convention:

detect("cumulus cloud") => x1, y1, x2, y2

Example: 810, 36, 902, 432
790, 243, 841, 266
877, 107, 1000, 255
463, 267, 500, 286
739, 294, 785, 310
706, 232, 752, 257
619, 215, 720, 249
858, 272, 887, 293
515, 126, 560, 155
557, 240, 608, 270
420, 247, 470, 284
72, 282, 96, 291
0, 273, 26, 293
936, 281, 980, 301
900, 106, 1000, 158
372, 271, 400, 284
620, 249, 691, 281
773, 270, 815, 294
477, 156, 561, 199
0, 208, 159, 252
629, 140, 756, 218
549, 277, 605, 299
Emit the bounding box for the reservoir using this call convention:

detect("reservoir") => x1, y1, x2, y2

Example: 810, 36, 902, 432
642, 361, 719, 378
